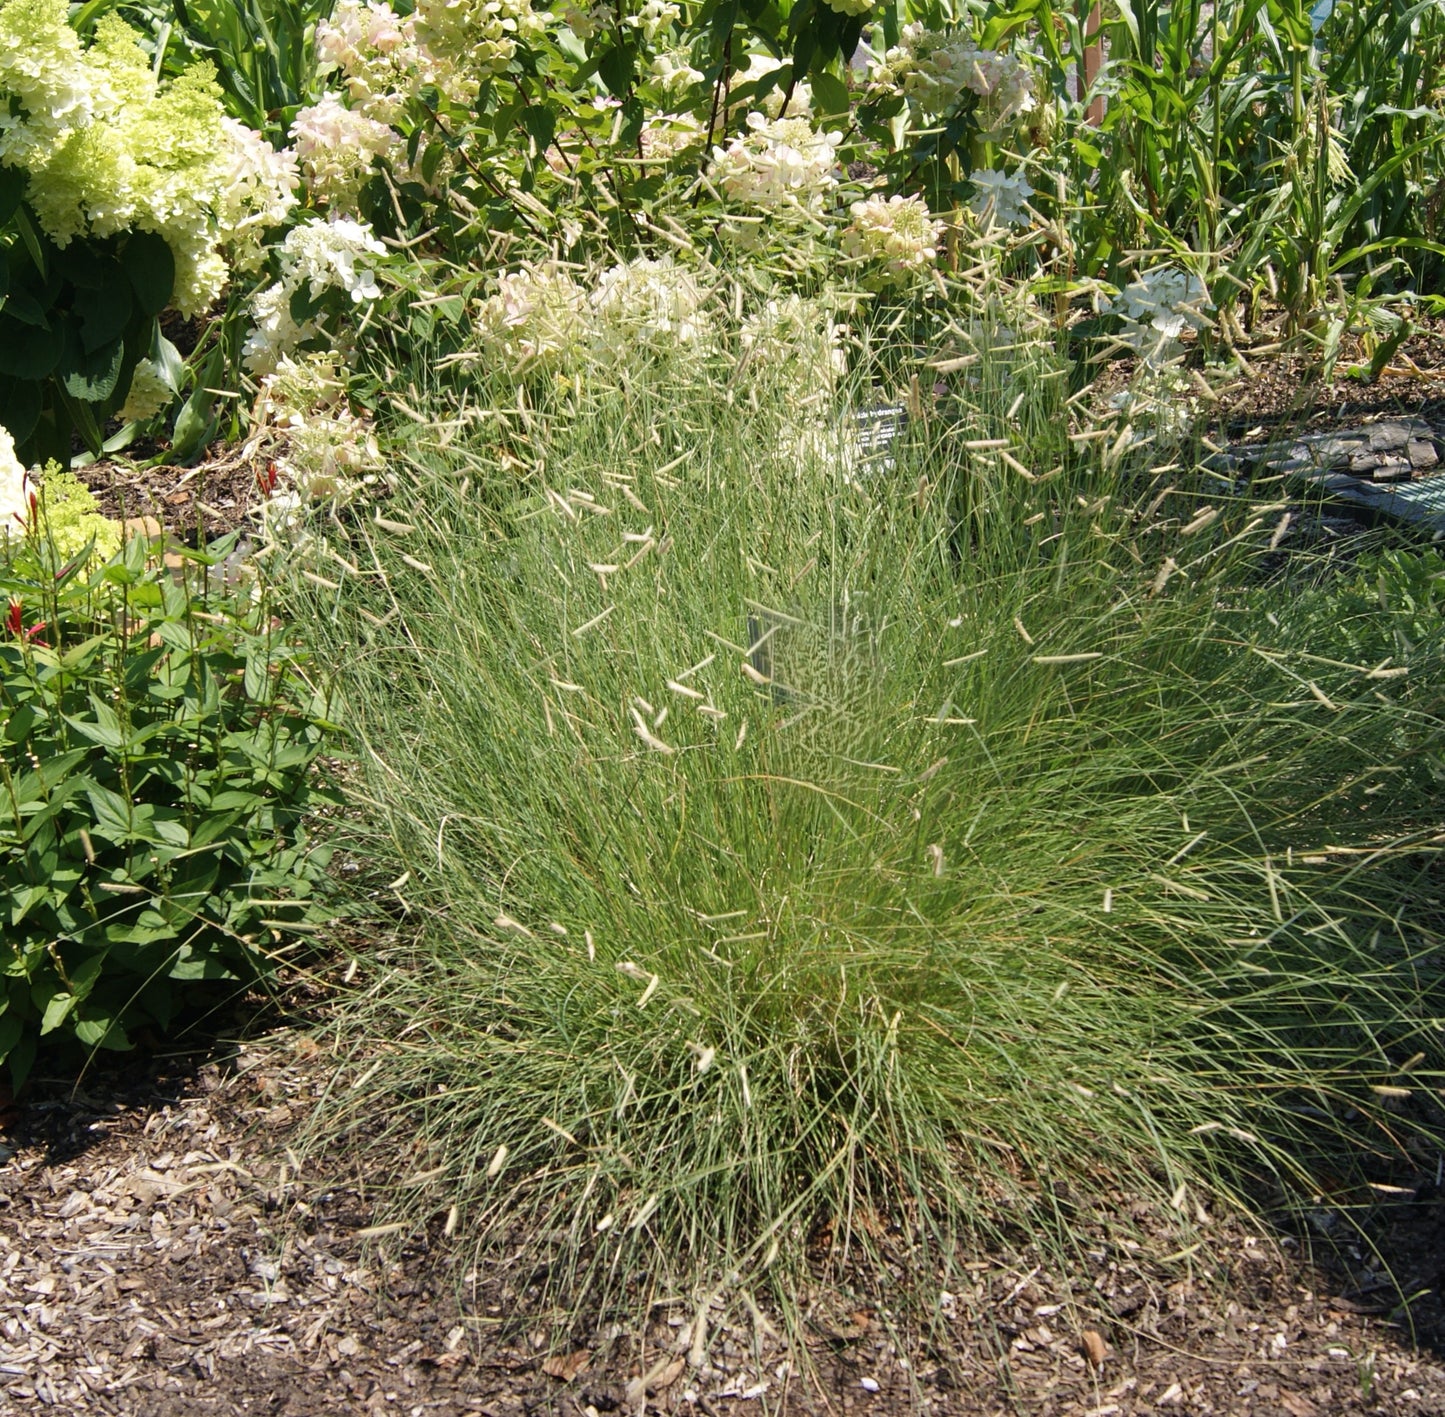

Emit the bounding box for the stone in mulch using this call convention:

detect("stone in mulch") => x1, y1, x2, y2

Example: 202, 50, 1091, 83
1209, 416, 1445, 533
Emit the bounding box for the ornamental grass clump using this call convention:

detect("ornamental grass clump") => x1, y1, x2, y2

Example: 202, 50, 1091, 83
291, 314, 1444, 1320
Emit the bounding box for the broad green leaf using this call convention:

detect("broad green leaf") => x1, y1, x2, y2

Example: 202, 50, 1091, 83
0, 374, 40, 443
0, 167, 27, 227
109, 908, 177, 946
3, 701, 38, 746
121, 231, 175, 316
169, 382, 218, 463
521, 104, 556, 152
597, 43, 636, 95
84, 781, 133, 839
0, 1013, 23, 1068
76, 276, 134, 354
0, 314, 63, 378
58, 329, 124, 404
811, 70, 849, 118
209, 788, 263, 810
2, 288, 47, 328
39, 990, 76, 1035
64, 713, 125, 750
10, 884, 49, 926
73, 1014, 130, 1050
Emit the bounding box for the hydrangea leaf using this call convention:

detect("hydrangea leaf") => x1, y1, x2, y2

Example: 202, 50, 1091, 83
0, 315, 63, 378
0, 168, 25, 228
58, 330, 124, 404
812, 70, 849, 116
55, 243, 111, 291
121, 231, 175, 317
2, 288, 48, 329
76, 276, 134, 354
0, 375, 41, 443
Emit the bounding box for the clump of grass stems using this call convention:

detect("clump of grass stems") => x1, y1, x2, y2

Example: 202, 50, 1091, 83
288, 303, 1444, 1327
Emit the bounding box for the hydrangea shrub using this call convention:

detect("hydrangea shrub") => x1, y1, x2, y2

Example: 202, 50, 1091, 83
0, 0, 296, 462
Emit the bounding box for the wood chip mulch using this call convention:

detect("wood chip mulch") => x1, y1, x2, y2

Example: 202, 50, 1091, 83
4, 1018, 1445, 1416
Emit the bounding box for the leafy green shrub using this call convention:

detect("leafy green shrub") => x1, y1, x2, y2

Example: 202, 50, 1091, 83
0, 527, 342, 1086
0, 1, 299, 463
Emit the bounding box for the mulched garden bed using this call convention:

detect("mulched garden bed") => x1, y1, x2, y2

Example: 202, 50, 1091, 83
8, 333, 1445, 1414
4, 998, 1445, 1416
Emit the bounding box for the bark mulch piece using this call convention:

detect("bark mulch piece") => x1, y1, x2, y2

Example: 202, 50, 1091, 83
4, 1022, 1445, 1415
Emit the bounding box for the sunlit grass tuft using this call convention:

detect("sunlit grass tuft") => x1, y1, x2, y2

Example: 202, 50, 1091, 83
290, 313, 1445, 1320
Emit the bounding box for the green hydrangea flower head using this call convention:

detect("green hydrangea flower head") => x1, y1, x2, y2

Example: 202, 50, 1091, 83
0, 0, 89, 169
0, 5, 295, 316
89, 11, 152, 112
23, 463, 121, 573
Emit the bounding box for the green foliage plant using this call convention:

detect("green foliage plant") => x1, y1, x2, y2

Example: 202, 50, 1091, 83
290, 296, 1444, 1320
157, 0, 336, 145
1018, 0, 1445, 332
0, 0, 299, 464
0, 514, 342, 1087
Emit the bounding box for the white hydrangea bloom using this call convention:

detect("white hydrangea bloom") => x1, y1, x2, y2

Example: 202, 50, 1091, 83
214, 117, 299, 272
630, 0, 680, 39
711, 113, 841, 223
967, 167, 1033, 228
117, 358, 174, 424
244, 283, 315, 376
732, 53, 812, 121
471, 262, 590, 372
291, 92, 401, 204
640, 111, 704, 163
0, 11, 283, 316
1108, 365, 1198, 445
842, 193, 943, 287
649, 51, 704, 95
317, 0, 480, 119
870, 25, 1035, 132
1105, 266, 1212, 365
282, 216, 389, 302
254, 353, 381, 505
0, 423, 33, 538
316, 0, 411, 120
413, 0, 548, 77
740, 294, 848, 386
0, 0, 93, 168
243, 217, 389, 373
590, 256, 707, 345
562, 1, 608, 38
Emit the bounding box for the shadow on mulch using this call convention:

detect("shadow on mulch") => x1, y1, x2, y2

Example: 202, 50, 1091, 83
2, 987, 325, 1170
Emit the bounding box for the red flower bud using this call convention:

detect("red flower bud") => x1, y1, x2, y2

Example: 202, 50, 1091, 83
6, 599, 21, 637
